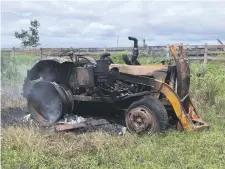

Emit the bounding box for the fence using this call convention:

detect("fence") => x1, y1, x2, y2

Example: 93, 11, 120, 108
1, 44, 225, 63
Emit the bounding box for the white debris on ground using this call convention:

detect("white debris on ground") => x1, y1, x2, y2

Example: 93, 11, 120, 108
21, 114, 32, 123
20, 113, 127, 135
57, 114, 86, 124
119, 127, 127, 135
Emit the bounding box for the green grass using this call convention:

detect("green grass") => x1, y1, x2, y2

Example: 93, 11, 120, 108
1, 54, 40, 108
1, 54, 225, 169
1, 54, 39, 86
217, 53, 225, 57
2, 127, 224, 169
109, 52, 170, 65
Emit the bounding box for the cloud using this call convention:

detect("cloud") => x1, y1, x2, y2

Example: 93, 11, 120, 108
1, 0, 225, 48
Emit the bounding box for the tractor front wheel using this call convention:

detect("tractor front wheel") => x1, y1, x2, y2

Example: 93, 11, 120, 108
125, 96, 169, 134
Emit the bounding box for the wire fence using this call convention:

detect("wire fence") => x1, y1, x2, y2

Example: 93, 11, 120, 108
1, 44, 225, 63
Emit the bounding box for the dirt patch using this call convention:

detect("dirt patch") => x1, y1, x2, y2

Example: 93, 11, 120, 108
1, 106, 28, 127
1, 106, 127, 135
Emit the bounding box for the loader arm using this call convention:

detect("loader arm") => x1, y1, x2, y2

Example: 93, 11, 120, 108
170, 44, 190, 99
170, 44, 209, 130
117, 43, 209, 131
169, 44, 209, 130
117, 73, 209, 131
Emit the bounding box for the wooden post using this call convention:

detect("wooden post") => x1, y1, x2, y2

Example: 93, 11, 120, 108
204, 43, 208, 65
217, 39, 225, 51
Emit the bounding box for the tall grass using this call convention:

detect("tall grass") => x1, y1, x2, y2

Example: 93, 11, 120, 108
1, 55, 39, 108
1, 54, 225, 169
189, 62, 225, 132
1, 55, 39, 86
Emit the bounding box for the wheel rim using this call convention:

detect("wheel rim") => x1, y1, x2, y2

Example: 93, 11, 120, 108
125, 106, 157, 134
27, 83, 63, 126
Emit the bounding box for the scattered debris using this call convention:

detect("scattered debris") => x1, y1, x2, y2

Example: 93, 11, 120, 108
57, 114, 86, 124
21, 114, 31, 123
18, 113, 127, 135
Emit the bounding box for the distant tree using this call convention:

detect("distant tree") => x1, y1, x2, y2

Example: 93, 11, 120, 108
15, 19, 40, 48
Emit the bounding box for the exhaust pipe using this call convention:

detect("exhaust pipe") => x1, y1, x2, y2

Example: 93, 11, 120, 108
128, 36, 140, 65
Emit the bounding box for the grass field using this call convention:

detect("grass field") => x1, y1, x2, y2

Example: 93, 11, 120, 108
1, 54, 225, 169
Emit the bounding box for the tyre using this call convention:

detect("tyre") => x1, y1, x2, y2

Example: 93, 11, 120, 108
125, 96, 169, 134
26, 81, 73, 127
27, 82, 63, 126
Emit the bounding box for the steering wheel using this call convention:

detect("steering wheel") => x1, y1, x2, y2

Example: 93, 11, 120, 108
59, 50, 76, 57
100, 52, 114, 64
76, 55, 97, 66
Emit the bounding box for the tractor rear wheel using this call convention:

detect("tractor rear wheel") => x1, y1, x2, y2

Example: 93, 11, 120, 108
26, 81, 73, 127
125, 96, 169, 134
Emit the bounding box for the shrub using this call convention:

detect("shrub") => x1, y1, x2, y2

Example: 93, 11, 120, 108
1, 55, 39, 86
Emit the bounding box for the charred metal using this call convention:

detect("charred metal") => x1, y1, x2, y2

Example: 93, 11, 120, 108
22, 37, 209, 134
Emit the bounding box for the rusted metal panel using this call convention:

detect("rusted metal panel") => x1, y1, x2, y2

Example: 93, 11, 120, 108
74, 67, 95, 87
56, 123, 87, 131
55, 119, 110, 131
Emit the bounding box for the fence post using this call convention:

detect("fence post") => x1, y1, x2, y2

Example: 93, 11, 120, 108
166, 44, 170, 59
204, 43, 208, 65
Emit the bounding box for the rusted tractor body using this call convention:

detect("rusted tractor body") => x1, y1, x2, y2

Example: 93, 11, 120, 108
22, 37, 209, 134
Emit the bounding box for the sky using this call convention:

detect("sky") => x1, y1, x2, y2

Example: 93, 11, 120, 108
1, 0, 225, 48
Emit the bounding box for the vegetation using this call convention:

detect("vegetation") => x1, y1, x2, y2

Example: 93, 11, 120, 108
15, 19, 41, 48
1, 54, 225, 169
1, 55, 39, 86
109, 52, 172, 65
1, 54, 39, 108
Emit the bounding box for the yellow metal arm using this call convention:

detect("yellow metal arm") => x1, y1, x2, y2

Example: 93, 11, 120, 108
155, 79, 209, 131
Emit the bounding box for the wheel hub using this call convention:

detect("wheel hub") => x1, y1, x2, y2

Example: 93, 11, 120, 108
126, 106, 156, 134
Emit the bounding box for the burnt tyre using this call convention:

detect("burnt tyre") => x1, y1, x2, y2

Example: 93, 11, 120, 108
125, 96, 169, 134
26, 81, 73, 127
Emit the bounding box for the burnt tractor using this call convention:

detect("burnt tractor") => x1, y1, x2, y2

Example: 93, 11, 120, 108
22, 37, 209, 134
